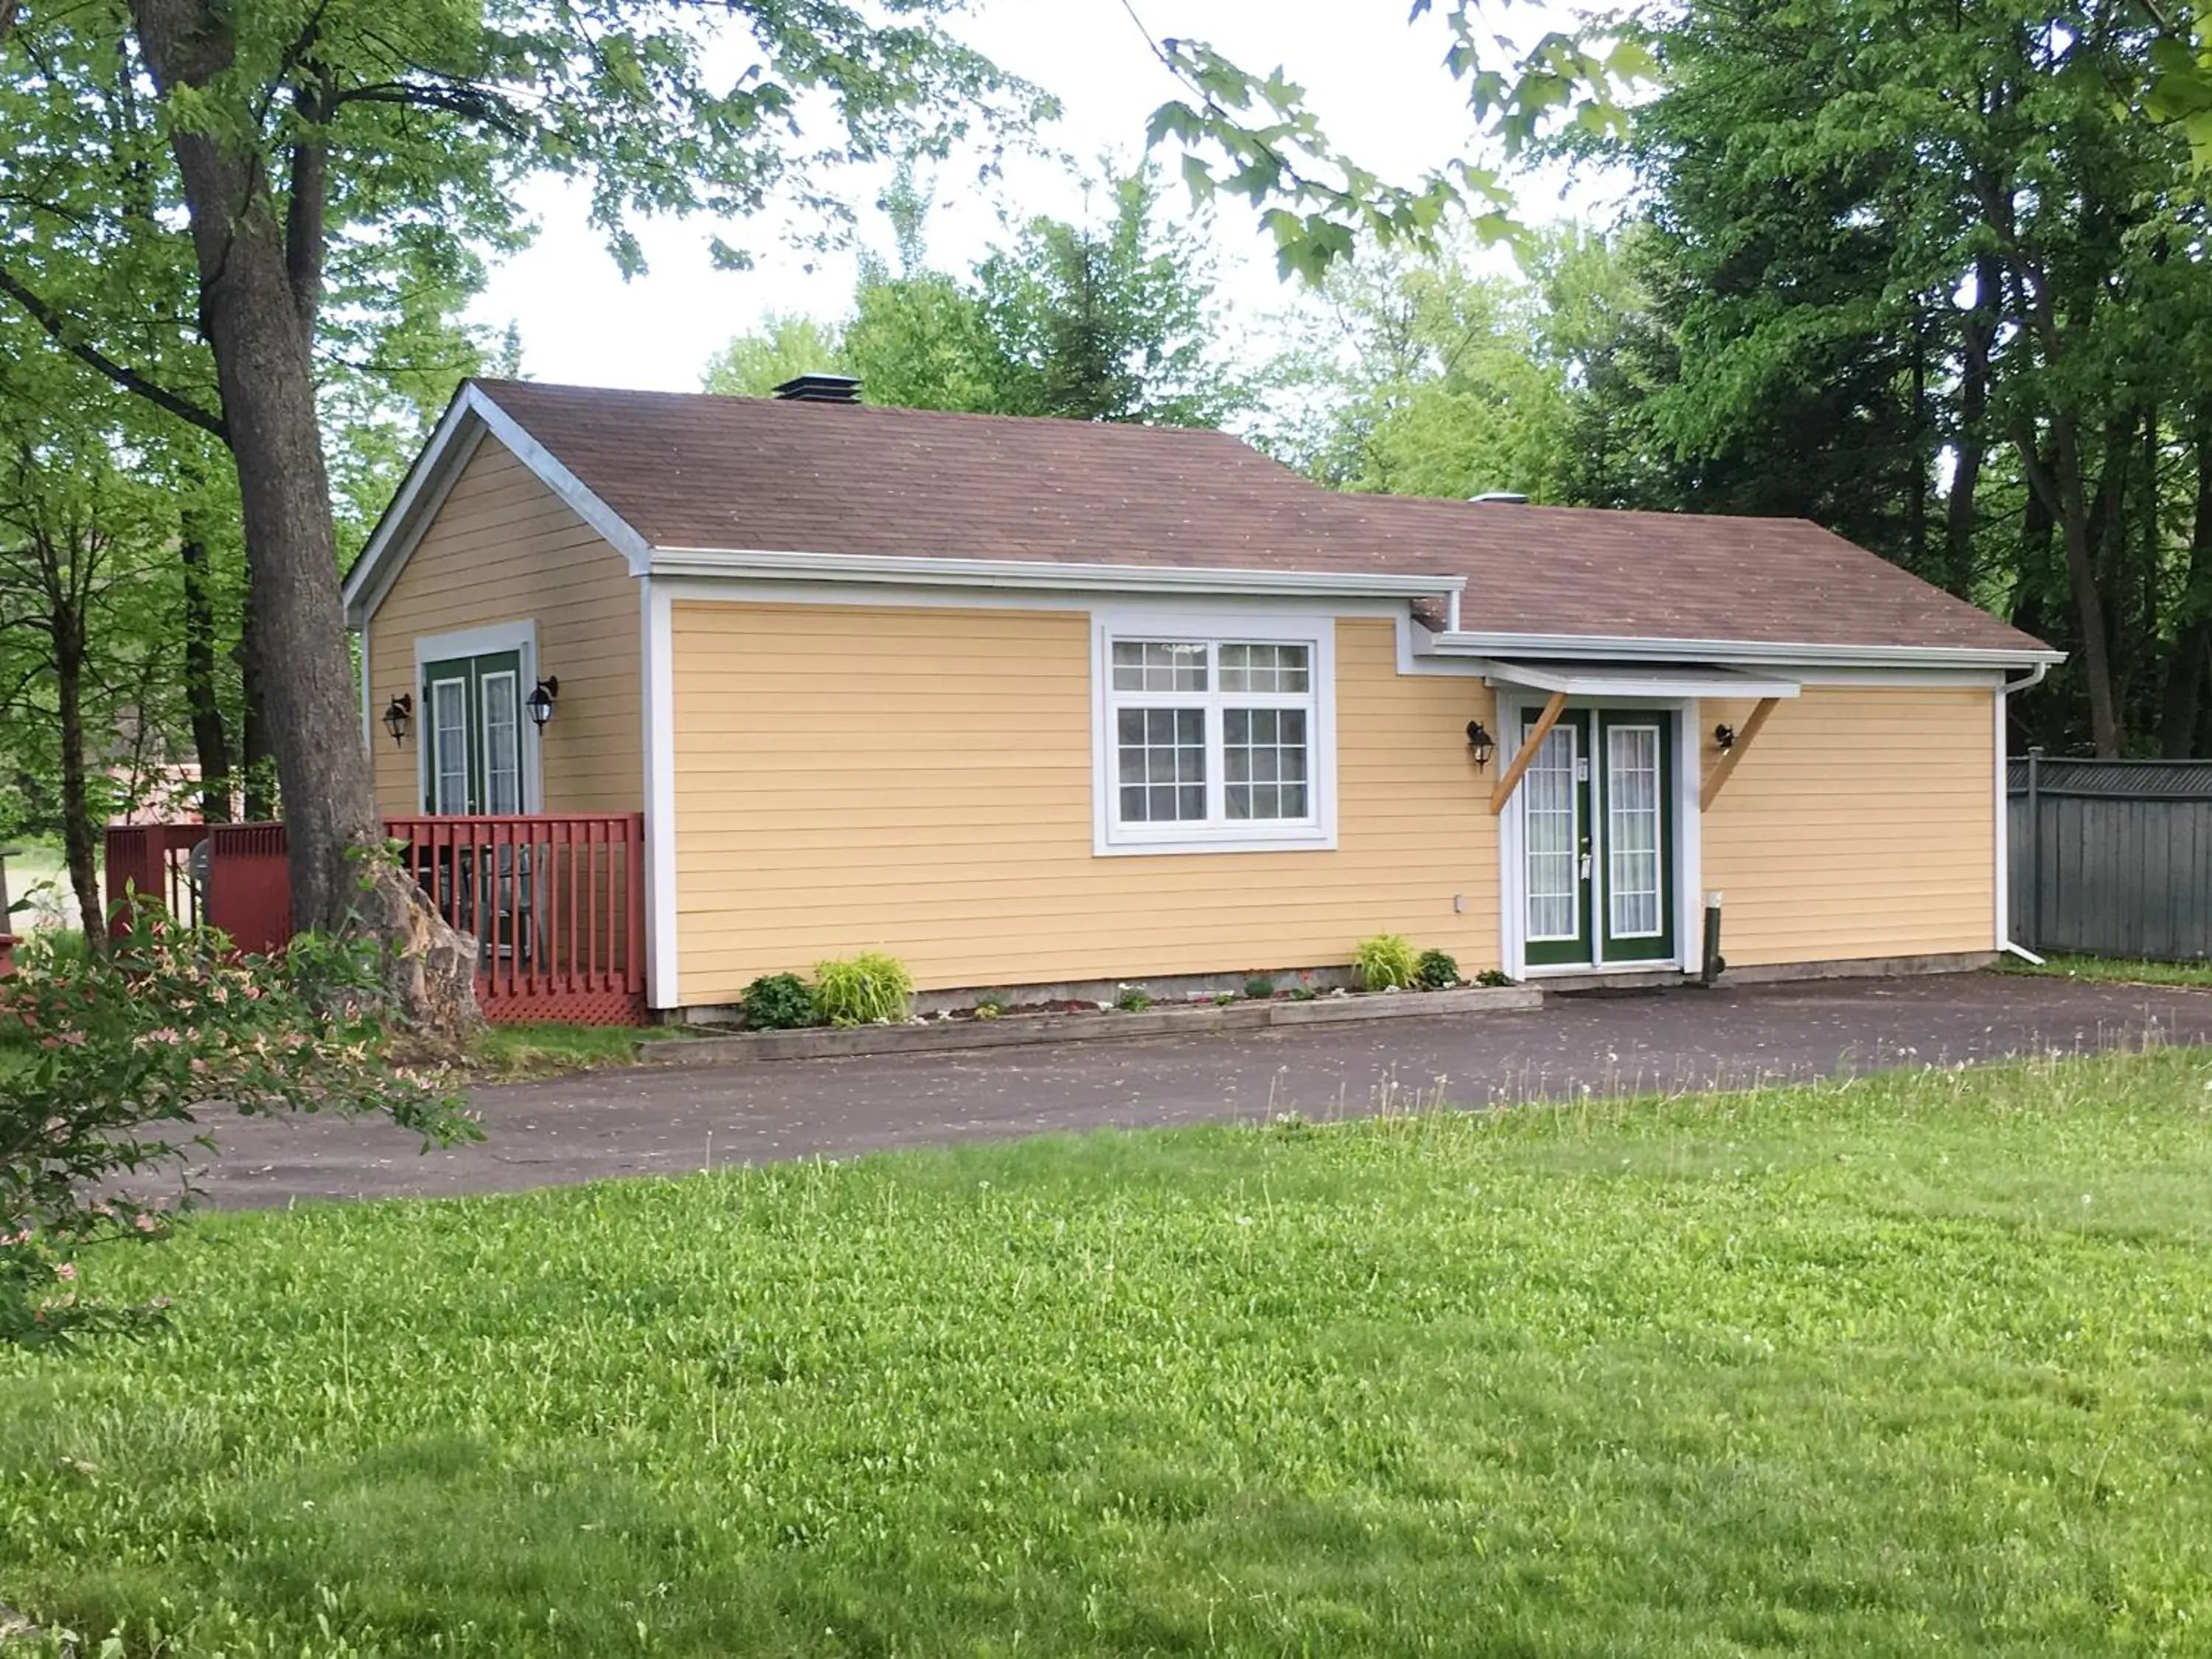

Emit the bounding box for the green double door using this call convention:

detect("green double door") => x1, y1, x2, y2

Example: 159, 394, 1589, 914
422, 650, 525, 815
1520, 708, 1677, 968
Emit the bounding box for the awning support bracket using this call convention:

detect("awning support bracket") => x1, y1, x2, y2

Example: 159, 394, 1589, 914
1699, 696, 1781, 812
1489, 690, 1569, 815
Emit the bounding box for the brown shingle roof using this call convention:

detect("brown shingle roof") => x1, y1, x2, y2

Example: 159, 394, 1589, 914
473, 380, 2049, 656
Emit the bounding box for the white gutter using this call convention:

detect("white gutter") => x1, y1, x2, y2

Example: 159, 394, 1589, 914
1427, 627, 2065, 672
647, 545, 1467, 602
1998, 660, 2054, 963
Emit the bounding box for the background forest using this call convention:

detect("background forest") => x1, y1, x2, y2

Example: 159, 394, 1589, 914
6, 0, 2208, 933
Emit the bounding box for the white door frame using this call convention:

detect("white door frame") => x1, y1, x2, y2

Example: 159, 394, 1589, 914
1496, 692, 1702, 979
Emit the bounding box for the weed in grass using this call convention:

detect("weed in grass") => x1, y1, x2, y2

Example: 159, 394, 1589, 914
4, 1051, 2212, 1655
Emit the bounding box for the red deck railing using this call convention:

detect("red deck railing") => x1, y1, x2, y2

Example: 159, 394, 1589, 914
384, 814, 648, 1026
103, 813, 650, 1026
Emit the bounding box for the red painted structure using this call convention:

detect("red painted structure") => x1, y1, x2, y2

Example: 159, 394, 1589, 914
103, 813, 650, 1026
102, 822, 209, 931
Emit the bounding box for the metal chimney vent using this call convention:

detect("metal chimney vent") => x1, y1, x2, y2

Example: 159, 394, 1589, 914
1469, 490, 1530, 504
772, 373, 863, 404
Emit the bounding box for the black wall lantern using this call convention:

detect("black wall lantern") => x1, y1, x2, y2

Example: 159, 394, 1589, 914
1714, 723, 1737, 754
381, 693, 413, 746
526, 676, 560, 728
1464, 718, 1496, 771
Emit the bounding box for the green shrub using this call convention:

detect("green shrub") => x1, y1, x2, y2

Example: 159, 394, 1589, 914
1416, 949, 1460, 990
813, 952, 915, 1026
972, 992, 1008, 1020
738, 973, 816, 1031
1352, 933, 1420, 992
1475, 968, 1515, 988
1242, 975, 1277, 1000
1, 908, 472, 1347
1286, 985, 1319, 1001
1113, 984, 1153, 1012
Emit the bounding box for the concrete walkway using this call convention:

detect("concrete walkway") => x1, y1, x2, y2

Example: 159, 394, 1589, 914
190, 972, 2212, 1208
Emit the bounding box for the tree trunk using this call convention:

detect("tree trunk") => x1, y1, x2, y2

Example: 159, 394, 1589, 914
178, 533, 232, 823
2028, 415, 2124, 756
2160, 405, 2212, 757
1944, 255, 1998, 599
130, 0, 476, 1037
52, 606, 102, 941
235, 585, 276, 821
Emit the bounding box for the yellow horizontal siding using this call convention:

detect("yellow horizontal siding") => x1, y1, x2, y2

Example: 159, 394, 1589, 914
1700, 686, 1995, 965
671, 605, 1499, 999
366, 439, 642, 818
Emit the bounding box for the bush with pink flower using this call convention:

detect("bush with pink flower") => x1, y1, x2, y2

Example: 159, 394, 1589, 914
0, 905, 478, 1347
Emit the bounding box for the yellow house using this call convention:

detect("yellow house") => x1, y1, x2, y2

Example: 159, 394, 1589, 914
341, 376, 2061, 1020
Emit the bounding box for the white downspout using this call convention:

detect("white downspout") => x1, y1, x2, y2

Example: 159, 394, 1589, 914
1998, 662, 2052, 964
1447, 586, 1462, 635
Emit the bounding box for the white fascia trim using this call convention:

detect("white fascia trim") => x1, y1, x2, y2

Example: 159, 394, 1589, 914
410, 619, 543, 813
650, 545, 1464, 603
1427, 628, 2065, 672
342, 383, 654, 628
1467, 658, 1802, 701
641, 579, 679, 1009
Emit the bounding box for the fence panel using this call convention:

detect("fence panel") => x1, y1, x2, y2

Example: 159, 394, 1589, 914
2008, 759, 2212, 961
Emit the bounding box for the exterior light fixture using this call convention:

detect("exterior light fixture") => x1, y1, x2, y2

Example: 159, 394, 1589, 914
1465, 719, 1496, 771
382, 693, 413, 746
526, 676, 560, 728
1714, 723, 1737, 754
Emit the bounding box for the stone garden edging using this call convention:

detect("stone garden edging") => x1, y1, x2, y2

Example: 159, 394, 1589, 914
636, 983, 1543, 1067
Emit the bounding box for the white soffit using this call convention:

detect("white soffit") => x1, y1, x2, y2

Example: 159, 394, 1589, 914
1474, 660, 1803, 700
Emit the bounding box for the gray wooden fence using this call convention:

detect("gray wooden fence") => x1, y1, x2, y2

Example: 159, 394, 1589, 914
2008, 757, 2212, 961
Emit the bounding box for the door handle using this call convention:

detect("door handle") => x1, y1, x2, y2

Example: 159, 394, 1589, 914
1579, 838, 1592, 879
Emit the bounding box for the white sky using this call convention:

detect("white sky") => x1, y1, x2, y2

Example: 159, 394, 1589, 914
466, 0, 1627, 392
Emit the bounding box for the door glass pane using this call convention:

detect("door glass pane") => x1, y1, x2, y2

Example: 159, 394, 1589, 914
1607, 724, 1663, 937
1524, 725, 1579, 941
430, 678, 470, 815
481, 669, 522, 815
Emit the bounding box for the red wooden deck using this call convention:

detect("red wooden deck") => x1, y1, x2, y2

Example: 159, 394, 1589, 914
103, 813, 650, 1026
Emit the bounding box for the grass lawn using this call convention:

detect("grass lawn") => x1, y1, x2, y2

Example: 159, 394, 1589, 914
468, 1020, 686, 1081
3, 1051, 2211, 1656
1997, 953, 2212, 990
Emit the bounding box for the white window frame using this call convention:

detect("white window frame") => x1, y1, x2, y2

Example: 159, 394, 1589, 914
1091, 608, 1338, 856
411, 619, 543, 815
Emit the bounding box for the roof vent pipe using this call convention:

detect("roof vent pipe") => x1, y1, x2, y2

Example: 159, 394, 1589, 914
1470, 490, 1529, 504
771, 373, 863, 404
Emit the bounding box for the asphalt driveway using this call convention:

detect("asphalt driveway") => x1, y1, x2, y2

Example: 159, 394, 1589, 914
180, 970, 2212, 1209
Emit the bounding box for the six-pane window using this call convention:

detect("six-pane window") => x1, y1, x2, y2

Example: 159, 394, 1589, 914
1105, 635, 1319, 842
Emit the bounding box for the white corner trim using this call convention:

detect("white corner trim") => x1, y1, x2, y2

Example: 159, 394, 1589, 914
641, 580, 680, 1009
1427, 627, 2065, 672
358, 615, 374, 756
1992, 661, 2048, 953
1992, 683, 2008, 953
1677, 701, 1705, 972
409, 619, 543, 814
650, 545, 1463, 604
342, 383, 654, 629
1088, 607, 1339, 858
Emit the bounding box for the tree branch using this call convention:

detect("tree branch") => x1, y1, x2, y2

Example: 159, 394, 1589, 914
0, 265, 229, 442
